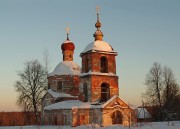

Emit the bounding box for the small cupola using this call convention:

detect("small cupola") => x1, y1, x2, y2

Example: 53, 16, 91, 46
61, 27, 75, 61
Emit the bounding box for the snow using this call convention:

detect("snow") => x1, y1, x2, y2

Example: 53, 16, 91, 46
44, 95, 132, 110
47, 89, 76, 99
63, 40, 73, 43
44, 100, 107, 110
81, 40, 117, 54
1, 121, 180, 129
102, 95, 119, 108
44, 95, 131, 110
44, 100, 92, 110
48, 61, 80, 77
81, 71, 117, 77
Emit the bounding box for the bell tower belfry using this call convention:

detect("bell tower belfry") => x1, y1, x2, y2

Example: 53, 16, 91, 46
79, 8, 119, 103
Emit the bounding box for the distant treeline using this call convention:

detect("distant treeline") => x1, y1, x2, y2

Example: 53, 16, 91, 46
0, 112, 41, 126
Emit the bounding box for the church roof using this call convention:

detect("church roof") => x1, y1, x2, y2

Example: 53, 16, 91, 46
81, 40, 117, 54
44, 100, 93, 110
47, 89, 76, 99
44, 95, 130, 110
48, 61, 81, 77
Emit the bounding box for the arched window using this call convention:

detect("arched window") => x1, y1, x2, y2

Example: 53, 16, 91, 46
54, 116, 57, 125
85, 58, 89, 73
83, 83, 88, 102
48, 83, 50, 89
111, 110, 123, 124
101, 83, 110, 102
57, 81, 62, 91
100, 57, 108, 73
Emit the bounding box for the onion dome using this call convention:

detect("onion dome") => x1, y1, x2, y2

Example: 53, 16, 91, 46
61, 27, 75, 51
61, 40, 75, 51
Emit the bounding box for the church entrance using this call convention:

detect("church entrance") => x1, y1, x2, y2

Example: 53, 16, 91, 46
111, 110, 123, 124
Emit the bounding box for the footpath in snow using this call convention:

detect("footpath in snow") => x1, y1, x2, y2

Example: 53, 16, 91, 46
0, 121, 180, 129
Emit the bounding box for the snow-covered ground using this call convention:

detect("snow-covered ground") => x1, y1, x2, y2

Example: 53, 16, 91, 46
0, 121, 180, 129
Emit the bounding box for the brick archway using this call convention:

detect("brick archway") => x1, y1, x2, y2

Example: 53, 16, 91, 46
111, 110, 123, 124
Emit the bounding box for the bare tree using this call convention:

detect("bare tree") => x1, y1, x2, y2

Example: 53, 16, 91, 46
14, 60, 47, 123
162, 66, 179, 122
143, 62, 180, 121
143, 62, 164, 121
144, 62, 163, 107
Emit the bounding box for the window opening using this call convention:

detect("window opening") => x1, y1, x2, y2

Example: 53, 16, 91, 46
63, 114, 67, 125
83, 83, 88, 102
85, 58, 89, 73
101, 83, 110, 102
100, 57, 108, 73
48, 83, 50, 89
57, 81, 63, 91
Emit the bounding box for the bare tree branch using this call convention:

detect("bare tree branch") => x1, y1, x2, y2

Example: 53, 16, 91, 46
14, 60, 47, 123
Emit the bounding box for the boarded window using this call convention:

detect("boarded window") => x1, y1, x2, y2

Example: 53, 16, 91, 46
57, 81, 63, 91
101, 83, 110, 102
54, 116, 57, 125
63, 55, 65, 61
48, 83, 50, 89
83, 83, 88, 102
100, 57, 108, 73
85, 58, 89, 73
62, 114, 68, 125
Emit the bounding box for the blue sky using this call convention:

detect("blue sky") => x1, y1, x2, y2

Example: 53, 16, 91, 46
0, 0, 180, 111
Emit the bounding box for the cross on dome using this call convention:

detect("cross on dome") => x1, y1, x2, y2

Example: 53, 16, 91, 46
94, 6, 103, 41
96, 6, 100, 14
95, 6, 101, 30
66, 26, 70, 40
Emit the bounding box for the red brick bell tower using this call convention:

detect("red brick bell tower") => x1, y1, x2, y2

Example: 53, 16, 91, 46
80, 8, 119, 103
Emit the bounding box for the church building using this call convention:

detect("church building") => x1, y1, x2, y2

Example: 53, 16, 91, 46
42, 9, 134, 127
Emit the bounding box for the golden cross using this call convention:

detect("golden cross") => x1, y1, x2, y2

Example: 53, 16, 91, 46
66, 26, 70, 35
96, 6, 100, 14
